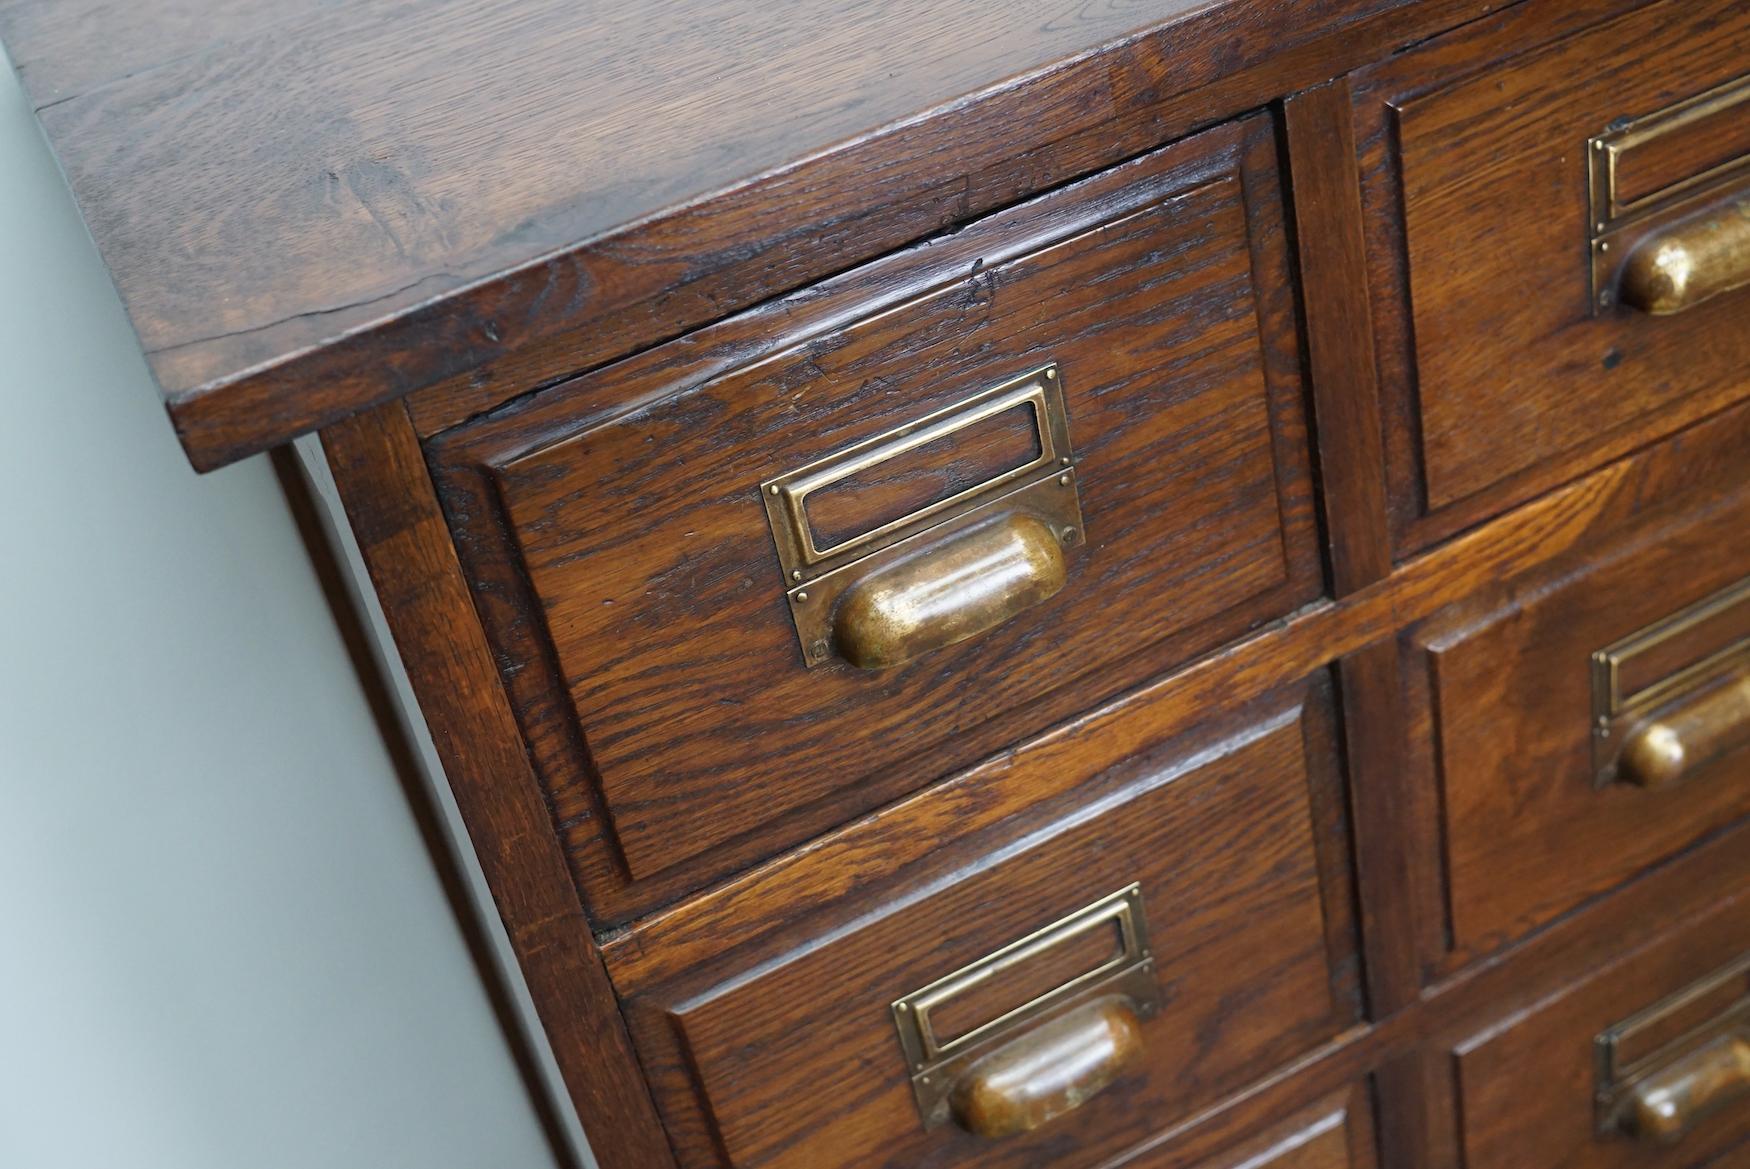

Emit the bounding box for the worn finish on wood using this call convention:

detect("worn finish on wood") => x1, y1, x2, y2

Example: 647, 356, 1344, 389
1351, 0, 1750, 553
29, 0, 1750, 1164
3, 0, 1516, 470
318, 403, 676, 1169
609, 678, 1362, 1169
1284, 80, 1393, 596
1409, 487, 1750, 966
1449, 895, 1750, 1169
430, 117, 1324, 910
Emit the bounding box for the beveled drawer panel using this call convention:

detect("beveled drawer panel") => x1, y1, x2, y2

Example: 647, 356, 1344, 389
428, 113, 1320, 919
1119, 1086, 1376, 1169
1411, 488, 1750, 963
602, 672, 1360, 1169
1354, 0, 1750, 548
1453, 897, 1750, 1169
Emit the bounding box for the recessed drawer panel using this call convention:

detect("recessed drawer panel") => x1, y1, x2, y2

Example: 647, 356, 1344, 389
1360, 0, 1750, 538
428, 114, 1320, 915
1453, 898, 1750, 1169
1112, 1081, 1376, 1169
602, 672, 1360, 1169
1416, 490, 1750, 960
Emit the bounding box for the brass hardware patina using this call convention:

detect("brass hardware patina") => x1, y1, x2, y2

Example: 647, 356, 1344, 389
832, 512, 1067, 670
1618, 197, 1750, 315
760, 365, 1084, 668
1596, 958, 1750, 1144
1589, 76, 1750, 314
1590, 577, 1750, 787
891, 884, 1160, 1134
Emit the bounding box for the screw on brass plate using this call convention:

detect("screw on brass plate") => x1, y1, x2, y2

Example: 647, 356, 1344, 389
1058, 473, 1072, 486
1059, 456, 1071, 466
1061, 527, 1078, 546
794, 591, 809, 603
1044, 368, 1056, 379
809, 640, 828, 659
791, 569, 803, 581
768, 484, 781, 495
1599, 241, 1610, 252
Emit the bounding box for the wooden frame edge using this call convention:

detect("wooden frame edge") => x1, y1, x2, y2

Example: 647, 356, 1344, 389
319, 400, 677, 1169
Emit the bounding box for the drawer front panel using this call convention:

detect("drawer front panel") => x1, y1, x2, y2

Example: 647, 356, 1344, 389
429, 114, 1319, 909
1454, 898, 1750, 1169
1377, 0, 1750, 527
606, 674, 1359, 1169
1113, 1082, 1376, 1169
1419, 491, 1750, 959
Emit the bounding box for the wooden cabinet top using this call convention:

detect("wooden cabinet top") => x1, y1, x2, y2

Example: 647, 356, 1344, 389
0, 0, 1486, 469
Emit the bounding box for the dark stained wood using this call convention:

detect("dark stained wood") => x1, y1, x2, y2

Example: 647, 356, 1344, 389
430, 116, 1325, 906
29, 1, 1750, 1164
270, 447, 585, 1169
1336, 641, 1436, 1015
2, 0, 1514, 470
608, 677, 1362, 1169
1147, 1087, 1375, 1169
318, 402, 676, 1169
1408, 485, 1750, 967
1447, 895, 1750, 1169
1284, 80, 1393, 596
1350, 0, 1750, 553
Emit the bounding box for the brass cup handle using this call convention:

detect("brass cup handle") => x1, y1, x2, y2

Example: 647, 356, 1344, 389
1620, 195, 1750, 315
949, 998, 1142, 1139
832, 511, 1068, 670
1621, 1033, 1750, 1145
1619, 671, 1750, 790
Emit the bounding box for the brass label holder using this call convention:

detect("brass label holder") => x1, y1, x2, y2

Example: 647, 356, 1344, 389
760, 364, 1084, 667
1587, 75, 1750, 313
890, 884, 1160, 1130
1589, 577, 1750, 786
1593, 955, 1750, 1137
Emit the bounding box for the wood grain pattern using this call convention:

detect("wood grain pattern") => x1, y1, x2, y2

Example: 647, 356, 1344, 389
430, 117, 1323, 917
1451, 897, 1750, 1169
318, 402, 676, 1169
610, 677, 1361, 1169
1137, 1088, 1373, 1169
1412, 486, 1750, 964
1351, 0, 1750, 553
1, 0, 1512, 469
1284, 80, 1392, 596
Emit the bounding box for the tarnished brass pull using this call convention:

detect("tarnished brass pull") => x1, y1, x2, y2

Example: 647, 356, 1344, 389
950, 998, 1141, 1139
1620, 196, 1750, 315
892, 886, 1161, 1132
1621, 1033, 1750, 1145
833, 512, 1066, 670
1619, 671, 1750, 789
761, 365, 1086, 668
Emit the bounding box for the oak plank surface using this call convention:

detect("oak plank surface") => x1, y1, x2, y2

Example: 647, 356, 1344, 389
320, 402, 677, 1169
0, 0, 1503, 469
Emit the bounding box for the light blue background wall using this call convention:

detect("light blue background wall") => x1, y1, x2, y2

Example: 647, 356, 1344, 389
0, 54, 570, 1169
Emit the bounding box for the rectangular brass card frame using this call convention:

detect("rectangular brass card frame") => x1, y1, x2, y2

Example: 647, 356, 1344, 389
759, 364, 1085, 667
1593, 955, 1750, 1137
891, 884, 1160, 1130
1590, 577, 1750, 786
1588, 74, 1750, 313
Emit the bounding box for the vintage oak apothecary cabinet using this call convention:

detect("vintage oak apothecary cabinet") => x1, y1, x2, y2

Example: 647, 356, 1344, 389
5, 0, 1749, 1165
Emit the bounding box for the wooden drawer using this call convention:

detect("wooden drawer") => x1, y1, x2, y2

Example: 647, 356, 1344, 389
1451, 896, 1750, 1169
602, 671, 1360, 1169
1354, 0, 1750, 547
1112, 1082, 1376, 1169
427, 113, 1320, 918
1410, 488, 1750, 964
